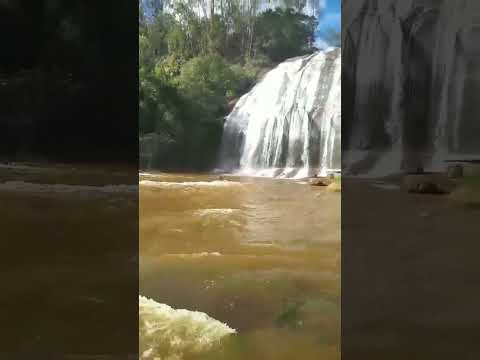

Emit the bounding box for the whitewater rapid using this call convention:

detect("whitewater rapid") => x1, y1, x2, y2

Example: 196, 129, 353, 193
0, 181, 137, 194
220, 48, 341, 179
139, 295, 235, 360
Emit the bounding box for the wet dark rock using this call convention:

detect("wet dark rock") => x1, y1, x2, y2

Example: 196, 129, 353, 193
309, 177, 332, 186
226, 98, 239, 113
404, 173, 452, 194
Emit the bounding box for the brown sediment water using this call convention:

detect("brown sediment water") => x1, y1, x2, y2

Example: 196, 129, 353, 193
1, 164, 138, 356
140, 172, 341, 360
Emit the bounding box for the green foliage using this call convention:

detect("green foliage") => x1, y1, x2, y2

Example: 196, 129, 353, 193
139, 34, 154, 68
255, 8, 317, 62
138, 2, 317, 170
204, 15, 228, 55
2, 1, 139, 161
154, 54, 185, 81
178, 56, 236, 101
230, 63, 258, 94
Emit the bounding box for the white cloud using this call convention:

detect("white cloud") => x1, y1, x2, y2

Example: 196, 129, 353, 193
315, 38, 329, 50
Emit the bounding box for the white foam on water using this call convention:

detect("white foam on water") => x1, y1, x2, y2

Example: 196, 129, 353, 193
139, 295, 235, 360
0, 163, 49, 171
0, 181, 137, 194
139, 180, 243, 188
193, 208, 240, 217
139, 172, 167, 178
164, 252, 223, 259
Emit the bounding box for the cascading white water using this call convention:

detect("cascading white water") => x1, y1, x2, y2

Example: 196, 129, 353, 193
343, 0, 480, 176
429, 1, 480, 166
343, 0, 411, 176
219, 48, 341, 178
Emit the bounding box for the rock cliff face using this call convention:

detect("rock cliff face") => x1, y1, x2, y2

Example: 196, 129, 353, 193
343, 0, 480, 175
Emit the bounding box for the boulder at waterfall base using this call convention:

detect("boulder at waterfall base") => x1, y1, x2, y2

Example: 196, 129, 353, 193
309, 177, 332, 186
404, 173, 452, 194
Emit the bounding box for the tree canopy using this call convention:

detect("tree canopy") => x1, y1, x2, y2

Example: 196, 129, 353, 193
139, 1, 318, 170
0, 0, 138, 162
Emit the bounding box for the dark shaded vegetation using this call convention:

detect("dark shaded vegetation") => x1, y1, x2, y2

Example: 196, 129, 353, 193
139, 1, 318, 170
1, 3, 140, 356
0, 1, 138, 164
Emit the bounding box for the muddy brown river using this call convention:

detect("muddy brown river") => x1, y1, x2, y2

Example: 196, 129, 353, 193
139, 173, 341, 360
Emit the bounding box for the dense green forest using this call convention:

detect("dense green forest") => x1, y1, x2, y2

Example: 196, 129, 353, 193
139, 1, 319, 170
0, 1, 137, 163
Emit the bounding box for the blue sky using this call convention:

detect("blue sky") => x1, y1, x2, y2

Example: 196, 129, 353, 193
315, 0, 341, 48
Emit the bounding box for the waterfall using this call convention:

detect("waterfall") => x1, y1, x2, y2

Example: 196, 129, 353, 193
429, 0, 479, 166
219, 48, 341, 178
343, 0, 480, 176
